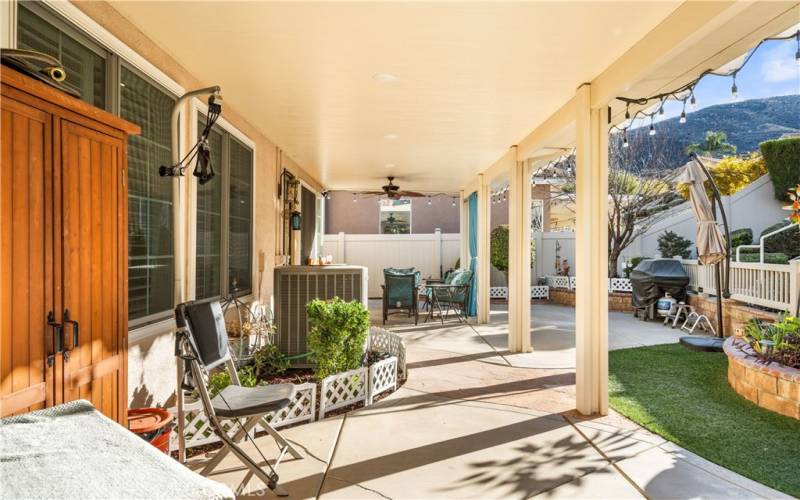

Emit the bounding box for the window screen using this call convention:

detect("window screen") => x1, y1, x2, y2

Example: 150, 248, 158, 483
195, 120, 253, 300
195, 125, 224, 300
122, 66, 175, 321
228, 139, 253, 293
17, 4, 106, 108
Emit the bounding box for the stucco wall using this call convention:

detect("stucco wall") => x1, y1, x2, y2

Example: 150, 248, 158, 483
70, 0, 323, 407
325, 191, 460, 234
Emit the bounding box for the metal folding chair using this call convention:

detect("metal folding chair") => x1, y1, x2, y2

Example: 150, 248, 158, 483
174, 301, 302, 496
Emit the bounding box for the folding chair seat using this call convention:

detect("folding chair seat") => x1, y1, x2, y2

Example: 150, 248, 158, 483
174, 300, 302, 497
212, 384, 294, 418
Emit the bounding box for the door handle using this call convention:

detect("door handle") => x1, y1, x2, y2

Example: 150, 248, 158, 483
46, 311, 64, 367
63, 309, 79, 362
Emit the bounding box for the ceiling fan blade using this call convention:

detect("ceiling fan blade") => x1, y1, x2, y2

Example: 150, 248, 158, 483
354, 190, 386, 195
397, 191, 426, 197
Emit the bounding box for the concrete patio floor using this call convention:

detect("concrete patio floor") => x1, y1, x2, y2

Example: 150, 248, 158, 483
189, 303, 787, 499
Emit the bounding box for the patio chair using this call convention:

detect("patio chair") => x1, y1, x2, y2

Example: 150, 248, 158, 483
426, 269, 473, 323
174, 301, 302, 497
382, 269, 420, 325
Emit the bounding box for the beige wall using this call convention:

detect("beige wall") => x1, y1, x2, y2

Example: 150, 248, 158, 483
325, 191, 460, 234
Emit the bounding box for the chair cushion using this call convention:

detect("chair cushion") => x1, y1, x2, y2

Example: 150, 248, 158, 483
450, 269, 473, 286
211, 383, 294, 418
384, 267, 414, 275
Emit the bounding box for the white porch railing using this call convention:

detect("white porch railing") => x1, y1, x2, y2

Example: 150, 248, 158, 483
681, 259, 800, 313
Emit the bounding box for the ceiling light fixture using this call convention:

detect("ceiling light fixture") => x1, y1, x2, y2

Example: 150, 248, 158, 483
384, 163, 395, 168
383, 134, 398, 140
373, 73, 398, 83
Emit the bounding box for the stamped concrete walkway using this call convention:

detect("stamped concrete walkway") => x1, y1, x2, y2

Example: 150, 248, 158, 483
192, 304, 788, 499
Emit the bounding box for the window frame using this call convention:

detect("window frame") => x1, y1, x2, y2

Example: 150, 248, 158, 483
189, 99, 257, 303
11, 0, 187, 332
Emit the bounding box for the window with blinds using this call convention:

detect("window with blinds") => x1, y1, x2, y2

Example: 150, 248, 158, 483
16, 3, 107, 109
121, 66, 175, 322
195, 119, 253, 300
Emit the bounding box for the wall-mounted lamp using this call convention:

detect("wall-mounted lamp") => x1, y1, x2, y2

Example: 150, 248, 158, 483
290, 211, 302, 231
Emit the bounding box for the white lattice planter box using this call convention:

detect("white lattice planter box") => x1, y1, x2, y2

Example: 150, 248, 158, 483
489, 287, 508, 299
367, 356, 398, 404
609, 278, 633, 293
569, 276, 577, 290
530, 285, 549, 300
171, 381, 316, 451
547, 276, 570, 289
319, 367, 368, 419
369, 326, 407, 380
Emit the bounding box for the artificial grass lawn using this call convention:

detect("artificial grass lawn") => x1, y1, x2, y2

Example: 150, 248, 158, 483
609, 343, 800, 497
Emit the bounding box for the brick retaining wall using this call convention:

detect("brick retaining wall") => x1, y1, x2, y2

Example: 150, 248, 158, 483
547, 289, 633, 312
724, 337, 800, 420
687, 294, 778, 336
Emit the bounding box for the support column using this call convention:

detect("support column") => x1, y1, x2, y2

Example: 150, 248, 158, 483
508, 150, 532, 352
477, 174, 491, 324
575, 83, 609, 416
459, 190, 469, 271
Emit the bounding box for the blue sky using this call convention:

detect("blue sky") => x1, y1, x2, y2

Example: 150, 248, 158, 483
654, 35, 800, 122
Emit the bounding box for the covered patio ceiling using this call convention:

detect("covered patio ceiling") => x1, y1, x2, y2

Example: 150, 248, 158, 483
110, 1, 684, 193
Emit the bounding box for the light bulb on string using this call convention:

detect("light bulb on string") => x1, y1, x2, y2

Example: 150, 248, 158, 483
451, 198, 456, 207
624, 104, 630, 120
731, 74, 739, 99
795, 32, 800, 65
648, 116, 656, 136
427, 197, 432, 206
622, 130, 629, 148
352, 194, 357, 203
679, 100, 687, 124
690, 91, 697, 110
659, 98, 665, 116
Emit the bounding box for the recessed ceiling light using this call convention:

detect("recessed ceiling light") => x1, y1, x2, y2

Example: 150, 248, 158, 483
373, 73, 397, 83
384, 163, 395, 168
383, 134, 398, 140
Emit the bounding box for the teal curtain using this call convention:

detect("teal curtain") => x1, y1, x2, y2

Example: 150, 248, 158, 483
467, 192, 478, 317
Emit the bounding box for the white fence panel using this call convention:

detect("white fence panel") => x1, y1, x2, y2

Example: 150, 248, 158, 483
681, 259, 800, 312
319, 367, 368, 419
368, 356, 398, 405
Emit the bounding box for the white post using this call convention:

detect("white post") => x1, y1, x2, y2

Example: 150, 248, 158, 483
477, 174, 491, 324
337, 231, 346, 264
574, 84, 609, 416
508, 152, 532, 352
433, 228, 443, 278
459, 189, 469, 271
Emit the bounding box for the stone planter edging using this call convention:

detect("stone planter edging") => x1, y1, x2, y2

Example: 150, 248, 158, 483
724, 336, 800, 420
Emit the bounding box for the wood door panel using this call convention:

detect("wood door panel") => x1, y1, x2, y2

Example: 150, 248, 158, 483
0, 97, 53, 417
60, 120, 126, 423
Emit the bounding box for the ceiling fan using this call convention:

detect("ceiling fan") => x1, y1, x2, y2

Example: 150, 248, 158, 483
357, 176, 426, 199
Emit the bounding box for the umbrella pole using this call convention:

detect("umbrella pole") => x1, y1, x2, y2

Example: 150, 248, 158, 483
692, 154, 732, 338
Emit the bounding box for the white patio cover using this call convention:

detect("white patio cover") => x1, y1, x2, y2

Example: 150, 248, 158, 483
676, 159, 726, 265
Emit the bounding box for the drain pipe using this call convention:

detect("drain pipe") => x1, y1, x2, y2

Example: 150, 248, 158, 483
169, 86, 221, 306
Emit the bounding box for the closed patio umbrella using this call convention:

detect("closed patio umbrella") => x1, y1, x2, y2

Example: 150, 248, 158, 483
675, 154, 731, 342
675, 158, 727, 265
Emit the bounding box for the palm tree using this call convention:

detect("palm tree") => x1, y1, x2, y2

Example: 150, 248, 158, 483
686, 130, 737, 157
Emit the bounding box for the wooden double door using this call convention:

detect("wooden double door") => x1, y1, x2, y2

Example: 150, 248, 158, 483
1, 68, 138, 425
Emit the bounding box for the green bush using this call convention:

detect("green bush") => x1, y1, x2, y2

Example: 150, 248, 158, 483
253, 344, 289, 379
657, 231, 691, 259
760, 221, 800, 259
737, 252, 789, 264
490, 224, 535, 279
208, 365, 257, 397
729, 228, 752, 249
306, 297, 370, 380
760, 137, 800, 202
624, 257, 647, 278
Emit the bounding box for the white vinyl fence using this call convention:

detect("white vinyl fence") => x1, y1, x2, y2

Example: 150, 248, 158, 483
322, 230, 460, 297
681, 259, 800, 313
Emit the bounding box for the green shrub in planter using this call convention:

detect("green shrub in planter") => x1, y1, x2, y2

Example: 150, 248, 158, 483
253, 344, 289, 379
208, 365, 257, 397
760, 137, 800, 202
306, 297, 370, 380
730, 228, 753, 250
737, 252, 789, 264
760, 221, 800, 259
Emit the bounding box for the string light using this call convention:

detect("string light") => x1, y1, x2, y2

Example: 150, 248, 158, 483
352, 194, 357, 203
451, 198, 456, 207
610, 30, 798, 145
427, 197, 432, 206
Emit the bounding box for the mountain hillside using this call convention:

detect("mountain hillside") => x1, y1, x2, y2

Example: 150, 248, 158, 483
628, 94, 800, 169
